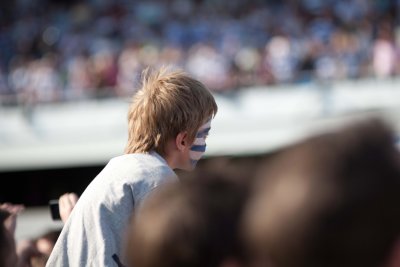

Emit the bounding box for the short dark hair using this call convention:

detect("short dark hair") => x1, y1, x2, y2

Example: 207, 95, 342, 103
123, 173, 249, 267
243, 118, 400, 267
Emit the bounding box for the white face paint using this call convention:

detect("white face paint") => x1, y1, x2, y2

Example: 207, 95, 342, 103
189, 119, 212, 167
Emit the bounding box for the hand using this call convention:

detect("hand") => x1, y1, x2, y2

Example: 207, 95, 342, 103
0, 202, 25, 234
59, 193, 78, 223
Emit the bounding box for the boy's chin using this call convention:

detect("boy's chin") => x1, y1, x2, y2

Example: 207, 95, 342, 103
182, 161, 197, 171
174, 159, 198, 171
184, 165, 196, 172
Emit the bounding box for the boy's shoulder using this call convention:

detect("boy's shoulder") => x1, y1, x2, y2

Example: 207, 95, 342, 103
110, 152, 166, 166
107, 152, 176, 179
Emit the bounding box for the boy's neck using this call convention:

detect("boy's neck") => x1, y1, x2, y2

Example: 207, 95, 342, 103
163, 152, 179, 170
150, 147, 178, 170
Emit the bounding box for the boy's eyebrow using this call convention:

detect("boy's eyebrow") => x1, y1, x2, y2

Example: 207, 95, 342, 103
196, 127, 211, 137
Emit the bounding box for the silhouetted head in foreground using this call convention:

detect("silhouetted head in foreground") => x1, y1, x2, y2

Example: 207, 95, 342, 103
243, 118, 400, 267
124, 174, 249, 267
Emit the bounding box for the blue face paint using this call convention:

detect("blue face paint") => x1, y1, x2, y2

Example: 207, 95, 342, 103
190, 120, 211, 166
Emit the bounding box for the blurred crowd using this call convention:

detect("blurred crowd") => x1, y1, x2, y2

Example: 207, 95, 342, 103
0, 0, 399, 105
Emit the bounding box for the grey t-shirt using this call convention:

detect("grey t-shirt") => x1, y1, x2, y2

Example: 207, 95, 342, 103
46, 151, 178, 267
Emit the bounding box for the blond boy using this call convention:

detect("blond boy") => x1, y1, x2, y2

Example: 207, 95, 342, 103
46, 66, 218, 267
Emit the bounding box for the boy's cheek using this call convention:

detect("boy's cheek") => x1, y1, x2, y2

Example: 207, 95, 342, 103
189, 139, 207, 167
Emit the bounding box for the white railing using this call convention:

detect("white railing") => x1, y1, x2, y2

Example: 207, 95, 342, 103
1, 77, 400, 171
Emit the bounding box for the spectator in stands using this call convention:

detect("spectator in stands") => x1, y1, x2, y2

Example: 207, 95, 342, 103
0, 209, 18, 267
122, 173, 249, 267
242, 118, 400, 267
0, 193, 72, 267
30, 229, 62, 267
0, 203, 41, 267
46, 66, 218, 267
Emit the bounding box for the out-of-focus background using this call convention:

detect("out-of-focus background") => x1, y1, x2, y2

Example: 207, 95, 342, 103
0, 0, 399, 241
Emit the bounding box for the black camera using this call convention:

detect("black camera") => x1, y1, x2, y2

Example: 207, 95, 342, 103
49, 199, 61, 220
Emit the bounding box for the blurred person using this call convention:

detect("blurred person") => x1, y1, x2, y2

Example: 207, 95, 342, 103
0, 203, 41, 267
64, 54, 95, 100
46, 66, 218, 267
264, 35, 296, 84
186, 43, 231, 91
242, 118, 400, 267
0, 202, 25, 235
373, 37, 396, 79
1, 196, 68, 267
158, 45, 185, 71
90, 48, 118, 98
24, 55, 63, 104
0, 66, 12, 104
372, 21, 396, 79
0, 209, 18, 267
8, 56, 31, 105
123, 173, 249, 267
30, 229, 62, 267
115, 44, 142, 97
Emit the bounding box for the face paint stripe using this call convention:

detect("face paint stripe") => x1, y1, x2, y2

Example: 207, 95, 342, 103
196, 127, 211, 138
189, 119, 212, 168
190, 144, 206, 152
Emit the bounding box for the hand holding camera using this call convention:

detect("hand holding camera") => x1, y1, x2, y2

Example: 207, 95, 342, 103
49, 193, 79, 223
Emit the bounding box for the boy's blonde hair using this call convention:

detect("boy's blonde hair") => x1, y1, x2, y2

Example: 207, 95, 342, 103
125, 66, 218, 156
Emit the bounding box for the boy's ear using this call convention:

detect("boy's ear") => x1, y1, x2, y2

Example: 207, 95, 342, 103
176, 131, 189, 151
